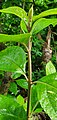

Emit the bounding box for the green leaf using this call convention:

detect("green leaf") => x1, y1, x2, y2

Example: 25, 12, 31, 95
33, 8, 57, 21
0, 33, 31, 44
28, 5, 33, 23
46, 61, 56, 75
17, 95, 24, 106
36, 72, 57, 120
0, 6, 28, 23
0, 46, 26, 72
34, 108, 43, 113
31, 85, 38, 110
9, 82, 17, 95
16, 79, 28, 89
0, 95, 27, 120
21, 20, 28, 33
11, 71, 21, 79
31, 18, 57, 35
17, 95, 27, 111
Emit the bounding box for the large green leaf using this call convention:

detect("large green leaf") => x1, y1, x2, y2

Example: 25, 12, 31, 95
0, 6, 28, 23
46, 61, 56, 75
31, 18, 57, 35
0, 46, 26, 72
0, 33, 31, 44
36, 72, 57, 120
0, 95, 27, 120
33, 8, 57, 21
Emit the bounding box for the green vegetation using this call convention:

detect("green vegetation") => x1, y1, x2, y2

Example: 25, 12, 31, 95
0, 1, 57, 120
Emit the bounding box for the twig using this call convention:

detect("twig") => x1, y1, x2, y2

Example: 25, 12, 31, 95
52, 31, 57, 35
23, 73, 28, 82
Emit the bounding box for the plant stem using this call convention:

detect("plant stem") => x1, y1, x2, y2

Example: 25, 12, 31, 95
23, 73, 28, 82
27, 37, 32, 120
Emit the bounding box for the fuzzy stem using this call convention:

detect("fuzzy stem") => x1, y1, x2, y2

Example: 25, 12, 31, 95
27, 37, 32, 120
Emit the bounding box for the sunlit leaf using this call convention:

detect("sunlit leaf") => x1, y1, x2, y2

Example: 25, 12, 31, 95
0, 33, 31, 44
31, 18, 57, 35
0, 6, 28, 23
17, 95, 24, 106
17, 95, 27, 111
28, 5, 33, 23
33, 8, 57, 21
21, 20, 28, 33
46, 61, 56, 75
34, 108, 43, 113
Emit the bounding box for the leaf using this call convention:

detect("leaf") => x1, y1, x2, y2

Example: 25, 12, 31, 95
34, 108, 43, 113
0, 95, 27, 120
21, 20, 28, 33
46, 61, 56, 75
0, 33, 31, 44
28, 5, 33, 22
9, 82, 17, 95
16, 79, 28, 89
33, 8, 57, 21
31, 18, 57, 35
0, 46, 26, 72
17, 95, 24, 106
11, 72, 21, 79
0, 6, 28, 23
31, 85, 38, 110
36, 72, 57, 120
17, 95, 27, 111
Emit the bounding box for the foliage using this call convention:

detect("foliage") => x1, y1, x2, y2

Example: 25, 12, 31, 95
16, 79, 28, 90
32, 36, 44, 80
36, 72, 57, 120
0, 33, 30, 44
0, 0, 57, 78
0, 95, 27, 120
9, 82, 17, 95
46, 61, 56, 75
0, 46, 26, 72
0, 4, 57, 120
35, 0, 57, 8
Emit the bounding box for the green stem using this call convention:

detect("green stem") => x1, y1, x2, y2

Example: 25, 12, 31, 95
27, 38, 32, 120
